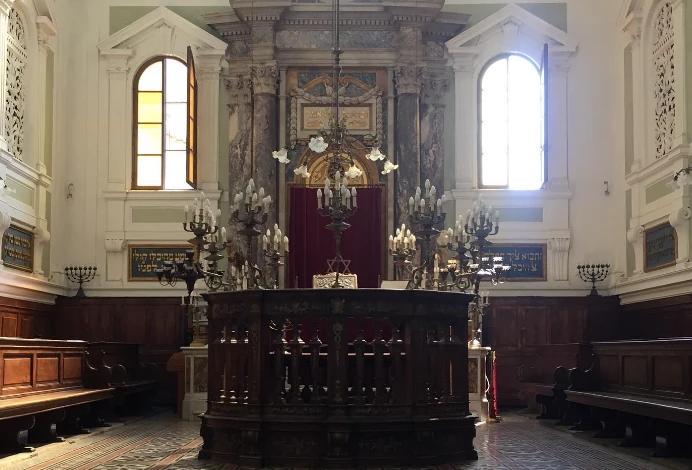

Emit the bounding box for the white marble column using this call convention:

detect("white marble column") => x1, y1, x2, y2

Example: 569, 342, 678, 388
0, 0, 15, 152
101, 50, 131, 190
195, 52, 224, 191
452, 55, 476, 190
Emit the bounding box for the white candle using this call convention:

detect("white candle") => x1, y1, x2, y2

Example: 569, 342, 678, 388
283, 236, 289, 253
351, 188, 357, 207
263, 235, 268, 250
389, 235, 393, 250
221, 227, 227, 241
184, 205, 189, 222
436, 198, 442, 216
409, 197, 414, 214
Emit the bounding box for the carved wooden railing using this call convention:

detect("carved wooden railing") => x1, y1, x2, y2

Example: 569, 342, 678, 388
200, 289, 477, 467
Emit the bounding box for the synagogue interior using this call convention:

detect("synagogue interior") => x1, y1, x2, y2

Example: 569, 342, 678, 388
0, 0, 689, 469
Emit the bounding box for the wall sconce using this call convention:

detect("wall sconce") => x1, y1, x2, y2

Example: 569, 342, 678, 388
67, 183, 73, 199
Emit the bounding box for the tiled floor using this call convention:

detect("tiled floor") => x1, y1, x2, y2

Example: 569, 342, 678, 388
0, 412, 688, 470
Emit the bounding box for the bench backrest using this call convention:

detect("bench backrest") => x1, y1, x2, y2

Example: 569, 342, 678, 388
0, 337, 88, 398
88, 342, 140, 380
592, 338, 692, 401
520, 343, 592, 384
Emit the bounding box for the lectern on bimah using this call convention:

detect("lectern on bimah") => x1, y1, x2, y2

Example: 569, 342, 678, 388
198, 288, 477, 468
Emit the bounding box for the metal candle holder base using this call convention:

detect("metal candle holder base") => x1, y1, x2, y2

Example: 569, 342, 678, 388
577, 263, 610, 296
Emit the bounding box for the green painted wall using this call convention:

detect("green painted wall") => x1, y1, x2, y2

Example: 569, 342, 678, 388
441, 3, 568, 32
645, 174, 674, 204
43, 191, 51, 276
45, 49, 54, 177
109, 6, 230, 36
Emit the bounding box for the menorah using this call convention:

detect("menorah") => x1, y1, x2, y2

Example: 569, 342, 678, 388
577, 263, 610, 297
64, 266, 97, 298
388, 223, 416, 279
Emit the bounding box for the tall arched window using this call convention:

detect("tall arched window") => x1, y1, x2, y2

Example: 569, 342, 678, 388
5, 8, 27, 161
478, 53, 545, 190
133, 55, 196, 189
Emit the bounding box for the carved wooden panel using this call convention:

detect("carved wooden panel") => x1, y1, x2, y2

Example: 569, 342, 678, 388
36, 356, 59, 383
3, 356, 31, 386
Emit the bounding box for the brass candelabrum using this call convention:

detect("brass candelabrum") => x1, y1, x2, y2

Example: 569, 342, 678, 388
317, 170, 358, 288
262, 224, 289, 289
231, 178, 272, 290
577, 263, 610, 297
388, 223, 416, 279
64, 266, 97, 298
406, 179, 446, 290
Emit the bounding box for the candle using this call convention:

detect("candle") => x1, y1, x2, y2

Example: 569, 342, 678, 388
259, 187, 265, 198
263, 235, 268, 250
317, 189, 323, 209
389, 235, 393, 250
252, 193, 258, 205
351, 188, 357, 207
436, 198, 441, 216
221, 227, 227, 241
409, 197, 414, 214
448, 228, 453, 238
283, 236, 289, 253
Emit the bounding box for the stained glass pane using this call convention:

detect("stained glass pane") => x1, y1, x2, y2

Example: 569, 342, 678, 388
137, 92, 162, 123
164, 103, 186, 151
138, 61, 162, 91
137, 124, 162, 155
164, 150, 192, 189
165, 59, 187, 103
136, 155, 162, 187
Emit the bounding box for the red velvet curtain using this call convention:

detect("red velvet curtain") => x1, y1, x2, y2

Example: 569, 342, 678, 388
288, 186, 383, 288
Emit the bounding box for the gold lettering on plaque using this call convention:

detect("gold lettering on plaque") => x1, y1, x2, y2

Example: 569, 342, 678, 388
302, 106, 371, 131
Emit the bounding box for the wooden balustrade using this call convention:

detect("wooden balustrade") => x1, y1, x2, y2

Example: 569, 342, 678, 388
200, 288, 477, 468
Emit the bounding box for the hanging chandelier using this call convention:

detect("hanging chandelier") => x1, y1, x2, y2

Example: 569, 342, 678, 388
272, 0, 397, 180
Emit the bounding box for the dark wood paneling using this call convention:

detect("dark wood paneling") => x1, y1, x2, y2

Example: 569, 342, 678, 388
54, 296, 184, 405
0, 297, 53, 338
486, 296, 621, 406
619, 294, 692, 340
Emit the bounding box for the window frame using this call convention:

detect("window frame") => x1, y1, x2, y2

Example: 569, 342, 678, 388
131, 55, 193, 190
476, 52, 546, 190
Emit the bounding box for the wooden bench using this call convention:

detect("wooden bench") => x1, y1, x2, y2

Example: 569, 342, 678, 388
566, 338, 692, 456
87, 342, 158, 415
0, 337, 114, 453
517, 343, 592, 419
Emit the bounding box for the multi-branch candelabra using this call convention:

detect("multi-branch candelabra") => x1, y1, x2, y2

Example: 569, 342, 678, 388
317, 171, 358, 288
388, 223, 416, 278
577, 263, 610, 297
262, 224, 289, 289
406, 179, 446, 290
64, 266, 97, 298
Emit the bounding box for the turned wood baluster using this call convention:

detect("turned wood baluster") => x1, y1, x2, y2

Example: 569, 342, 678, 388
309, 321, 322, 404
228, 321, 239, 403
428, 323, 440, 402
439, 323, 451, 402
272, 319, 286, 404
354, 317, 366, 405
388, 320, 404, 404
288, 320, 303, 404
236, 319, 247, 404
374, 318, 387, 404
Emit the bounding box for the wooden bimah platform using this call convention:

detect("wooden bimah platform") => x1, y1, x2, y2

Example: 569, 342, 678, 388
199, 288, 477, 468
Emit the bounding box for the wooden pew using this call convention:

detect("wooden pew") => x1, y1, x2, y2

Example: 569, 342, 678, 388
0, 338, 114, 453
517, 343, 592, 419
566, 338, 692, 456
87, 342, 158, 415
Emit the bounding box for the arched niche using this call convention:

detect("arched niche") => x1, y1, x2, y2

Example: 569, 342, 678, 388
290, 142, 380, 187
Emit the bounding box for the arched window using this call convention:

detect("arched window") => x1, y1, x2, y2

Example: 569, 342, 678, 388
133, 54, 196, 189
5, 8, 27, 161
478, 53, 545, 190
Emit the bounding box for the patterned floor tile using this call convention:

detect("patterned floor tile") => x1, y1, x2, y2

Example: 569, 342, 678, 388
1, 411, 689, 470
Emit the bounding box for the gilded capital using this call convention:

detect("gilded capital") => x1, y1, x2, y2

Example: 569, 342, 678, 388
250, 63, 278, 95
394, 65, 426, 95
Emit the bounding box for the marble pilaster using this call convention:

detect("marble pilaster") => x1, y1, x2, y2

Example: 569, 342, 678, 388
0, 0, 14, 152
251, 63, 279, 267
394, 65, 424, 228
420, 74, 449, 195
227, 73, 253, 258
